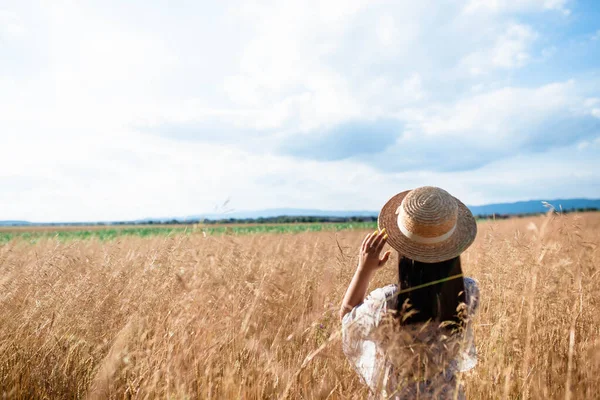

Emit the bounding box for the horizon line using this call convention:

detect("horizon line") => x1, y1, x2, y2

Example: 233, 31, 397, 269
1, 197, 599, 226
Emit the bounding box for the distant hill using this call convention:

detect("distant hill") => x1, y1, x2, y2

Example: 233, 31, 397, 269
467, 198, 600, 216
2, 199, 599, 226
179, 199, 600, 220
0, 220, 31, 226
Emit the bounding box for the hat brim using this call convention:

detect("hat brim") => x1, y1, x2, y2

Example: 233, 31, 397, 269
378, 190, 477, 263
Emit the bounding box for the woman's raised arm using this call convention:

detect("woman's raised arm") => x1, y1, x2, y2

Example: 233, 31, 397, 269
339, 229, 391, 320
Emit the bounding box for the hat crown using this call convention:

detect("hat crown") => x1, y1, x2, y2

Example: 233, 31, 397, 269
379, 185, 477, 262
398, 186, 458, 239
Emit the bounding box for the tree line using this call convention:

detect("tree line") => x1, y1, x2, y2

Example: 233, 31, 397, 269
142, 207, 598, 225
17, 207, 598, 227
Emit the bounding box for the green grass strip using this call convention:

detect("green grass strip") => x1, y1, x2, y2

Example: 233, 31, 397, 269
0, 222, 380, 243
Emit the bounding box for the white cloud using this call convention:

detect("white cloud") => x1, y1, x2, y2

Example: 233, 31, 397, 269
491, 24, 538, 68
464, 0, 571, 15
375, 14, 399, 48
0, 10, 25, 38
4, 125, 596, 222
0, 0, 599, 221
575, 136, 600, 151
420, 81, 579, 139
461, 23, 538, 74
221, 0, 372, 131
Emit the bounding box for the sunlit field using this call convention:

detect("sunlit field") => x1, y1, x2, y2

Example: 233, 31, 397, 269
0, 212, 598, 399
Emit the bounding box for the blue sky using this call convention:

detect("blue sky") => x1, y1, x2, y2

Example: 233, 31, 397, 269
1, 0, 599, 222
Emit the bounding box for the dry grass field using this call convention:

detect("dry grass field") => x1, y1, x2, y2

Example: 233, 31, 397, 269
0, 212, 599, 399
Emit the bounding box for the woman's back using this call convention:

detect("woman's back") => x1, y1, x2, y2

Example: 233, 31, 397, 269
341, 277, 480, 399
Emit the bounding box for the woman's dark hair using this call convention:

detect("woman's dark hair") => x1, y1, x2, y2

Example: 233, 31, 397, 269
396, 256, 466, 329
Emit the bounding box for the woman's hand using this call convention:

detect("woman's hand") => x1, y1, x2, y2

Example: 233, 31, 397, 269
339, 229, 392, 320
358, 229, 391, 272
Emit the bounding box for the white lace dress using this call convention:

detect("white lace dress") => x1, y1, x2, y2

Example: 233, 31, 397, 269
342, 278, 480, 399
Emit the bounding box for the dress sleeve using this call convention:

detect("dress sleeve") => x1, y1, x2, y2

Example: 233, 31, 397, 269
456, 277, 480, 372
465, 277, 480, 316
341, 286, 390, 336
341, 285, 396, 389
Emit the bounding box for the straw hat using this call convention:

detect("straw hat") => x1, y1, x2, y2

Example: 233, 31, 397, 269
378, 186, 477, 263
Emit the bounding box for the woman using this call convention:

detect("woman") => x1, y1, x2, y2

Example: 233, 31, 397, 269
340, 186, 480, 399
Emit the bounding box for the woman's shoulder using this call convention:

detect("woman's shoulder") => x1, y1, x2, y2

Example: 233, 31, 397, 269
370, 283, 398, 299
370, 279, 479, 310
344, 278, 480, 325
342, 284, 397, 326
463, 277, 479, 295
463, 277, 480, 313
463, 276, 478, 290
365, 284, 397, 310
373, 279, 478, 294
375, 279, 478, 297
